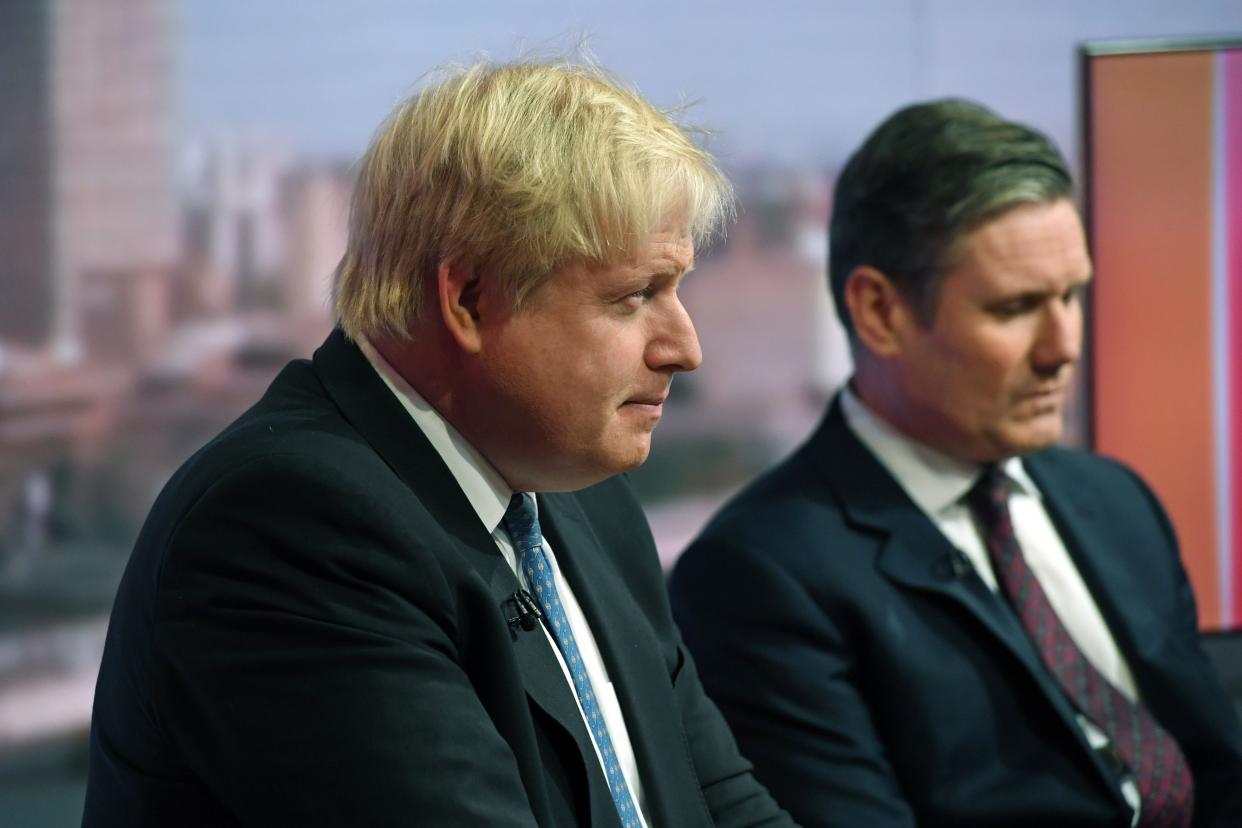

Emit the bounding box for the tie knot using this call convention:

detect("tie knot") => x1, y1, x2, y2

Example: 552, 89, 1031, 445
503, 493, 541, 553
966, 464, 1010, 524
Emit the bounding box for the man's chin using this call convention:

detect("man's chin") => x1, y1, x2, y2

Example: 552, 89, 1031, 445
616, 442, 652, 473
565, 439, 652, 489
995, 420, 1063, 458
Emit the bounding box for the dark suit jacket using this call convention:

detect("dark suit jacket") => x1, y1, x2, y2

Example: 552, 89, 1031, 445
83, 330, 792, 828
670, 399, 1242, 828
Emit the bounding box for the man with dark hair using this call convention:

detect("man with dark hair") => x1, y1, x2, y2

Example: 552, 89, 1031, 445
671, 99, 1242, 827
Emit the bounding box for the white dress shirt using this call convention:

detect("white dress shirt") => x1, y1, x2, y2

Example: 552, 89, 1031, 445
359, 337, 650, 827
840, 387, 1141, 820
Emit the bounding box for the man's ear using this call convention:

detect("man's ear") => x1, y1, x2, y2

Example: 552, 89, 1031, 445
843, 265, 910, 358
437, 258, 484, 353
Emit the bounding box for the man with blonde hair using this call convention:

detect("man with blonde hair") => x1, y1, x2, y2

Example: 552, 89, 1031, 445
84, 59, 794, 828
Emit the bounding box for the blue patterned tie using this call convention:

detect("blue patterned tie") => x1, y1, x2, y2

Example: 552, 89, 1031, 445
503, 493, 642, 828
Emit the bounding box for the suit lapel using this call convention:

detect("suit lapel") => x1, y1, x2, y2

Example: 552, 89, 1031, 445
458, 538, 610, 793
311, 330, 613, 820
809, 400, 1137, 803
539, 491, 712, 828
809, 400, 1091, 733
1023, 454, 1156, 677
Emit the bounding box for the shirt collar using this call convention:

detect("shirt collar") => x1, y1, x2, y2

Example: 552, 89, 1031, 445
839, 385, 1038, 515
357, 335, 514, 534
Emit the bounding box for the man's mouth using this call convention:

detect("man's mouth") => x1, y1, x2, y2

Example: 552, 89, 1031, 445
622, 393, 668, 413
624, 396, 666, 407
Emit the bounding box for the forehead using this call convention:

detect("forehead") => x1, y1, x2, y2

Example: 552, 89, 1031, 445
636, 230, 694, 268
579, 228, 694, 280
951, 199, 1090, 289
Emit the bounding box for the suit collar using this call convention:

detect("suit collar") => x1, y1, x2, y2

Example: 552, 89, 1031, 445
839, 385, 980, 515
312, 328, 491, 549
840, 385, 1045, 515
355, 334, 512, 534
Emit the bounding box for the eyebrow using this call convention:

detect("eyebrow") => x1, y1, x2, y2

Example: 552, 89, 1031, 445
647, 263, 694, 281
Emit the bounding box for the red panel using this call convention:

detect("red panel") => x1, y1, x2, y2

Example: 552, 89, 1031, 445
1089, 52, 1219, 627
1226, 51, 1242, 625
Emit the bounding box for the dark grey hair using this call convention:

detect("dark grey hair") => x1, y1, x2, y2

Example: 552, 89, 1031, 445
828, 98, 1073, 341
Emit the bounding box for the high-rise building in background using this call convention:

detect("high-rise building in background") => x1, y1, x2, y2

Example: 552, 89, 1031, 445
0, 2, 57, 350
181, 133, 292, 319
0, 0, 177, 359
282, 163, 353, 344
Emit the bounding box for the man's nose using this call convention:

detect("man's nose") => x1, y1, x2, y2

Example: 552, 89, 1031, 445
1033, 297, 1082, 372
649, 296, 703, 373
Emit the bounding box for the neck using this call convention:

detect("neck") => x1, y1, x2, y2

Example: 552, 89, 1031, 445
850, 366, 904, 434
371, 334, 458, 424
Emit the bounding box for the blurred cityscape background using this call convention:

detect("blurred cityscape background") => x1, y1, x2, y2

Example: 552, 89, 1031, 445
2, 1, 1241, 823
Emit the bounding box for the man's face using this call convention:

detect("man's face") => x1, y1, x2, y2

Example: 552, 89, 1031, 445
885, 198, 1091, 463
466, 226, 701, 491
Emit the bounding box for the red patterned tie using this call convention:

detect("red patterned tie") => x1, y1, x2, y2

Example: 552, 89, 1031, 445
967, 465, 1193, 827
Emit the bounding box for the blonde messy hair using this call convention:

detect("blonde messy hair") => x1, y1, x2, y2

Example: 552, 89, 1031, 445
333, 57, 735, 339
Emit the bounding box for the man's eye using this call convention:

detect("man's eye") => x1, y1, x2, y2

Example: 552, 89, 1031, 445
993, 299, 1036, 318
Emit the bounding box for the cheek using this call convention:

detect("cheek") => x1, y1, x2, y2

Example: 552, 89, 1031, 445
546, 350, 622, 430
487, 350, 543, 409
928, 339, 1022, 418
479, 335, 565, 425
575, 331, 640, 391
956, 332, 1027, 384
